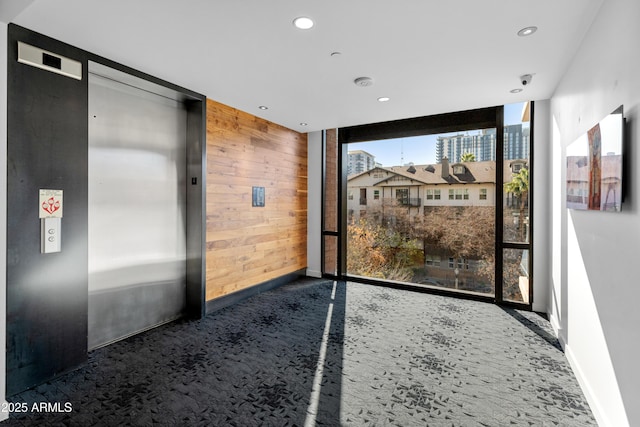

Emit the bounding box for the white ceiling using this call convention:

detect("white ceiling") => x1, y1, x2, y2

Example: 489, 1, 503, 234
4, 0, 603, 133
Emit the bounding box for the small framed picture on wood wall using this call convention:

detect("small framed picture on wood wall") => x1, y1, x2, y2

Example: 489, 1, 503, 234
252, 186, 265, 207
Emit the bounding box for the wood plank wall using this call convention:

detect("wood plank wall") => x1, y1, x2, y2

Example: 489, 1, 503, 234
205, 99, 308, 301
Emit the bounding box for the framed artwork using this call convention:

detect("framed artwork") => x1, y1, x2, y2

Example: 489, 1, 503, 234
566, 106, 624, 212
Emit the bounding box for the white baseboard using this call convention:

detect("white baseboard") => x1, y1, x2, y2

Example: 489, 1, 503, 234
548, 315, 565, 349
306, 269, 322, 278
565, 344, 626, 427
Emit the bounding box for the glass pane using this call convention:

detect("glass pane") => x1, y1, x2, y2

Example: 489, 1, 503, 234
324, 129, 338, 232
503, 248, 529, 303
346, 131, 496, 297
503, 103, 530, 243
323, 235, 338, 276
423, 206, 495, 295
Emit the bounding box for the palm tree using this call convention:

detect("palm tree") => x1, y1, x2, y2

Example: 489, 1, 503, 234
504, 168, 529, 241
460, 152, 476, 162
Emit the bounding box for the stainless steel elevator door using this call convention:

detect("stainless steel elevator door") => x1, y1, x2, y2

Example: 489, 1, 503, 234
88, 66, 187, 349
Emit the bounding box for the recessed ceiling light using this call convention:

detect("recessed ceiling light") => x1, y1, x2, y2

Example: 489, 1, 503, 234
377, 97, 390, 102
510, 88, 523, 94
258, 105, 268, 110
354, 76, 374, 87
517, 26, 538, 37
300, 122, 308, 126
293, 17, 314, 30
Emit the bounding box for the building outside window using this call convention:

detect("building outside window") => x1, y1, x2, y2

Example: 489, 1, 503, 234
480, 188, 487, 200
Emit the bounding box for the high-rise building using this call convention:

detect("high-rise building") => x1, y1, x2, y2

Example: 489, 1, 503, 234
435, 125, 529, 163
504, 125, 530, 160
435, 130, 496, 163
347, 150, 376, 175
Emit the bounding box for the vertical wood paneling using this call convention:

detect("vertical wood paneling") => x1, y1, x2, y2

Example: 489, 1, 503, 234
206, 99, 307, 301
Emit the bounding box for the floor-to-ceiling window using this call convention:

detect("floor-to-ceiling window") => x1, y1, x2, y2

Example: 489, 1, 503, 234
501, 102, 532, 304
322, 103, 533, 308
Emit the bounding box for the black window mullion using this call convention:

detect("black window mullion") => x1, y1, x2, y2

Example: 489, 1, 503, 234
502, 242, 529, 250
320, 129, 329, 277
338, 141, 348, 278
495, 106, 505, 304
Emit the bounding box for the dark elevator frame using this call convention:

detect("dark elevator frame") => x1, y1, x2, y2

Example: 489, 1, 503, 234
321, 104, 534, 309
6, 24, 207, 395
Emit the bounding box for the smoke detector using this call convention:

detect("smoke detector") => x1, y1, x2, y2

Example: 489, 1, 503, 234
354, 76, 374, 87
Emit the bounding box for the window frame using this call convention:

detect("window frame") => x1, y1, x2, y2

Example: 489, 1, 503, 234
323, 103, 534, 310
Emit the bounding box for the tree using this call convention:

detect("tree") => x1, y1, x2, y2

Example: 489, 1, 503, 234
420, 206, 495, 284
504, 168, 529, 241
460, 152, 476, 162
347, 217, 421, 282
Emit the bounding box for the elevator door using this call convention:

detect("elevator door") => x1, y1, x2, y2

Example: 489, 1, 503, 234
88, 66, 187, 349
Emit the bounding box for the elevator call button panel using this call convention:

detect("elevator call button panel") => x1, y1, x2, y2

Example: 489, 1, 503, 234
39, 189, 63, 254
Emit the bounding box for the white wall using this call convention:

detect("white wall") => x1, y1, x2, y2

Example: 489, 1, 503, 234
306, 131, 322, 278
532, 99, 551, 313
550, 0, 640, 425
1, 19, 9, 423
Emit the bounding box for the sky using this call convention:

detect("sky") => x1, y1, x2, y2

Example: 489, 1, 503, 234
348, 102, 529, 167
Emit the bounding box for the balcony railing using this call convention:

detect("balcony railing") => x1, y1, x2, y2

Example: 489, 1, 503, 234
384, 197, 421, 207
359, 198, 367, 205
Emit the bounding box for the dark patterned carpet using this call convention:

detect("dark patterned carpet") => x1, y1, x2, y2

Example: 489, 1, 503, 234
5, 278, 595, 426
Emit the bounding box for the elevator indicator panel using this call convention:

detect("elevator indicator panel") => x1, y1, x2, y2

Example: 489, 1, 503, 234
18, 41, 82, 80
42, 52, 62, 70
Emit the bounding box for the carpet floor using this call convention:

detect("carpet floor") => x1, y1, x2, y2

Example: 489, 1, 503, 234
5, 278, 595, 426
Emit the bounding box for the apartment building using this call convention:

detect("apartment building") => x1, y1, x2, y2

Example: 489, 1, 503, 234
347, 158, 527, 221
